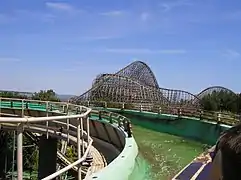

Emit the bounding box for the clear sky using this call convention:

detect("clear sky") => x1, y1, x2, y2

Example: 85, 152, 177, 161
0, 0, 241, 95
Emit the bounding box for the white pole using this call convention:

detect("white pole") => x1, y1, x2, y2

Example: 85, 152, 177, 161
87, 116, 90, 144
12, 131, 15, 180
81, 118, 84, 155
17, 124, 23, 180
77, 118, 82, 180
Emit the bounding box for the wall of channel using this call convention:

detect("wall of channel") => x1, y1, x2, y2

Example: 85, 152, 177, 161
0, 104, 138, 180
104, 108, 231, 145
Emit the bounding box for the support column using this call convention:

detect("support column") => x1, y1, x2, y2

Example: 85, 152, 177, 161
38, 135, 57, 180
77, 118, 82, 180
17, 125, 23, 180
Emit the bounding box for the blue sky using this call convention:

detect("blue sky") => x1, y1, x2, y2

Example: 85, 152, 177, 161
0, 0, 241, 95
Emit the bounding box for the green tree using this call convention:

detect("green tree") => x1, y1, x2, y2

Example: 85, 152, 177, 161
200, 90, 240, 113
0, 91, 28, 99
237, 93, 241, 113
31, 89, 60, 102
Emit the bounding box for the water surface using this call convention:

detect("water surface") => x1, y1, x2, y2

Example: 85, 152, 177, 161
131, 125, 205, 180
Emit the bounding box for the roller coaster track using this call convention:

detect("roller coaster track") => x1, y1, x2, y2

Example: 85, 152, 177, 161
70, 61, 201, 108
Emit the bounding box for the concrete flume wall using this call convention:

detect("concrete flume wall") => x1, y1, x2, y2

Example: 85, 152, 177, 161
103, 108, 230, 145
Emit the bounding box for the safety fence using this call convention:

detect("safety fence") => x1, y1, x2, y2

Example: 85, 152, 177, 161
77, 101, 241, 126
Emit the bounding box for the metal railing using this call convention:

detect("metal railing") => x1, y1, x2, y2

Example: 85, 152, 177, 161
77, 101, 241, 126
90, 109, 132, 138
0, 97, 92, 180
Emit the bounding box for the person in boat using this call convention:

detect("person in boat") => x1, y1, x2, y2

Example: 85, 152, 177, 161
209, 122, 241, 180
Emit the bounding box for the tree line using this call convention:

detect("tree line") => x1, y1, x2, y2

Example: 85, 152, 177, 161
0, 89, 60, 102
200, 90, 241, 114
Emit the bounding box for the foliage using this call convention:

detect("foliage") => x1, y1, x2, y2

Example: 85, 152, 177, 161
107, 102, 122, 108
65, 145, 78, 162
0, 91, 28, 99
31, 89, 60, 102
22, 135, 38, 171
124, 103, 135, 109
200, 90, 241, 113
0, 89, 61, 102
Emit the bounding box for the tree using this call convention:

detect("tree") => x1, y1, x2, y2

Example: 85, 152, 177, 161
236, 93, 241, 114
200, 90, 240, 113
0, 91, 28, 99
31, 89, 60, 102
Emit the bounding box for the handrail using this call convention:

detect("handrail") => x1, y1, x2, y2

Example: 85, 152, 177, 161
0, 97, 66, 105
0, 97, 134, 179
42, 138, 93, 180
0, 113, 91, 123
77, 101, 241, 126
0, 97, 92, 122
1, 121, 93, 179
57, 151, 79, 172
0, 97, 131, 136
0, 97, 90, 110
0, 97, 93, 180
91, 109, 129, 123
90, 109, 132, 137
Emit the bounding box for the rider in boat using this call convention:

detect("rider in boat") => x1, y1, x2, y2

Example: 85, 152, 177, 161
209, 122, 241, 180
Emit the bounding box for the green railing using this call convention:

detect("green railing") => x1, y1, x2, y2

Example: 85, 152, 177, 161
0, 97, 133, 137
90, 109, 132, 137
77, 101, 241, 126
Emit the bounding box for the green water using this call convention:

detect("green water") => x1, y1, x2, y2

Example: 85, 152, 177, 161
131, 125, 205, 180
128, 154, 151, 180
